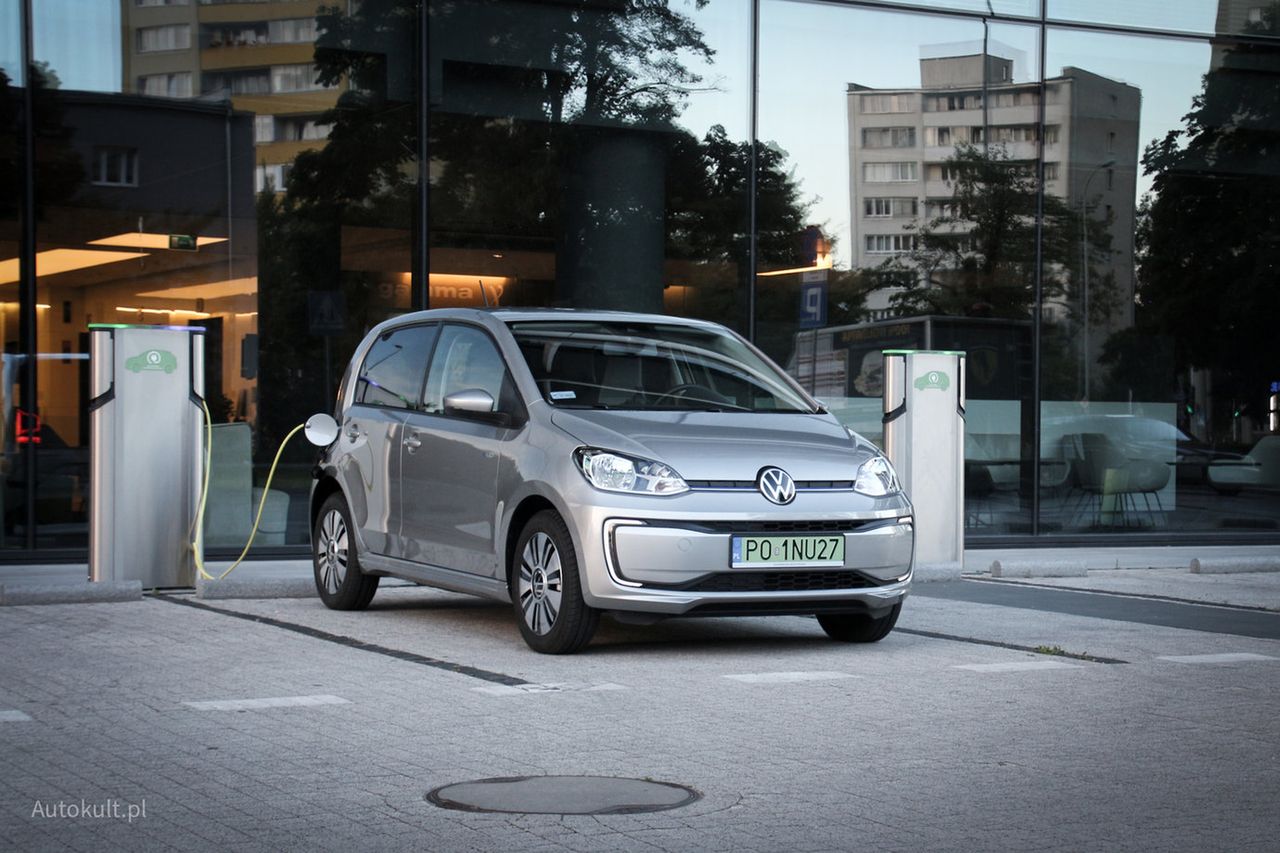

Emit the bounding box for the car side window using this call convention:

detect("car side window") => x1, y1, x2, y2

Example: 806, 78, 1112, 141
355, 324, 438, 409
422, 325, 509, 415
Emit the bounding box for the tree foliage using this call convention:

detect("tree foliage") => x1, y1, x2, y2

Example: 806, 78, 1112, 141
876, 143, 1115, 324
1136, 4, 1280, 422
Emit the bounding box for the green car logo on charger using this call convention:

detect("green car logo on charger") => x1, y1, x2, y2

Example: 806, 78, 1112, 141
125, 349, 178, 374
913, 370, 949, 392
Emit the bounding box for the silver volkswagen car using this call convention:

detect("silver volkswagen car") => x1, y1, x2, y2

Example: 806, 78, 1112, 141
309, 309, 914, 653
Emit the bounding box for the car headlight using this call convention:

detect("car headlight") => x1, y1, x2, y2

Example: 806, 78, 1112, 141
854, 455, 900, 497
574, 448, 689, 496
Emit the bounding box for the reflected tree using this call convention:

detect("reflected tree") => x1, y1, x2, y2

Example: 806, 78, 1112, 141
0, 66, 84, 222
873, 143, 1120, 399
875, 144, 1116, 325
1135, 4, 1280, 435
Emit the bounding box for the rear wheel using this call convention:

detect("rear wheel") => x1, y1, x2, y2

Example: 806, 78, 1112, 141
817, 603, 901, 643
510, 510, 598, 654
313, 493, 379, 610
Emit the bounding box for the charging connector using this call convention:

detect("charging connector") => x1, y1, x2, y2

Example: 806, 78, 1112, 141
191, 400, 307, 582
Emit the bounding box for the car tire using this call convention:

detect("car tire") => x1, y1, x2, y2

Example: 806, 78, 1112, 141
313, 492, 379, 610
510, 510, 599, 654
816, 603, 901, 643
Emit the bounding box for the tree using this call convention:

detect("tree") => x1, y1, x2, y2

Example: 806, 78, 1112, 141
1136, 3, 1280, 435
875, 143, 1116, 325
0, 66, 84, 222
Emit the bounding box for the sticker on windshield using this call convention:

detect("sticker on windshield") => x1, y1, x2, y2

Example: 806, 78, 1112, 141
550, 390, 577, 401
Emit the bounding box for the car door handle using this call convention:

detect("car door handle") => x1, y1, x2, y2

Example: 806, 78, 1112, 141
403, 433, 422, 452
345, 423, 361, 442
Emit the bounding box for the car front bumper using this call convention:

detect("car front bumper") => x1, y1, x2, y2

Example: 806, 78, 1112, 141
560, 486, 914, 617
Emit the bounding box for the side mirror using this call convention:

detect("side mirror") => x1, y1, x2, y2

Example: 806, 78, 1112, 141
304, 413, 340, 447
444, 388, 496, 417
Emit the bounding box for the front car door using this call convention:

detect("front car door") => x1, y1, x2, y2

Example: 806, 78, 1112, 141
399, 323, 519, 576
335, 322, 438, 556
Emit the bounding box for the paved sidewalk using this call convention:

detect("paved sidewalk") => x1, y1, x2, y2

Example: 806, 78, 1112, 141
1, 585, 1278, 852
5, 545, 1278, 609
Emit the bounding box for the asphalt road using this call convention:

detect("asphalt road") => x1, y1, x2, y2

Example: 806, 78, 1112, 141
1, 582, 1277, 852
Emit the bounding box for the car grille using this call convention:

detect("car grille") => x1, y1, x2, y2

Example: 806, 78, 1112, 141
694, 519, 871, 534
678, 570, 881, 593
686, 480, 856, 490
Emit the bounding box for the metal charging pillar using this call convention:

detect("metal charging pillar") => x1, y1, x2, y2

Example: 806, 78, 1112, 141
882, 350, 965, 567
89, 324, 205, 588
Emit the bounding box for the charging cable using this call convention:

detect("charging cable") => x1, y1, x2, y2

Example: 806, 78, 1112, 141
192, 399, 306, 582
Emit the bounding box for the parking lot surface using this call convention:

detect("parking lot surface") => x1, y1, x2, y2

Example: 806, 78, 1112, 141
1, 581, 1277, 852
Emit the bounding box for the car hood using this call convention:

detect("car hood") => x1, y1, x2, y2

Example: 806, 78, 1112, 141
549, 409, 879, 481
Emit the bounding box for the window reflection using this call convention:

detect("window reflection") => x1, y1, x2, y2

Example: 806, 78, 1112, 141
761, 2, 1040, 533
426, 0, 753, 327
1042, 25, 1280, 533
2, 0, 1276, 551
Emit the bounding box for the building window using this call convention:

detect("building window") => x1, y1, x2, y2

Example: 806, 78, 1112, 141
991, 90, 1038, 107
865, 234, 917, 254
925, 199, 957, 218
926, 93, 983, 112
267, 18, 318, 44
137, 0, 189, 6
860, 93, 915, 114
864, 197, 918, 218
862, 127, 916, 149
1247, 7, 1264, 24
254, 163, 291, 193
1107, 131, 1117, 153
136, 24, 191, 53
927, 163, 964, 182
202, 69, 270, 95
276, 116, 330, 141
862, 162, 918, 182
1106, 167, 1114, 190
1044, 162, 1060, 181
271, 64, 325, 93
988, 125, 1040, 144
1044, 125, 1060, 145
91, 148, 139, 187
137, 72, 192, 98
254, 115, 275, 143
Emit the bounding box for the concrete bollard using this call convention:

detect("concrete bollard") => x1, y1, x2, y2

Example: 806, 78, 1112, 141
0, 580, 143, 606
1189, 557, 1280, 574
989, 560, 1089, 579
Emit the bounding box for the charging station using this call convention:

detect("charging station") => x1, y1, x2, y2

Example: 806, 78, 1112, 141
882, 349, 965, 568
89, 324, 205, 588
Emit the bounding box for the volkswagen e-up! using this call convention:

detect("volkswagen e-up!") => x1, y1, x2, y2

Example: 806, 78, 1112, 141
309, 309, 913, 653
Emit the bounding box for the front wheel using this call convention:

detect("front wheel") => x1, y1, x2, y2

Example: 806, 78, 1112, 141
510, 510, 599, 654
313, 492, 379, 610
817, 603, 901, 643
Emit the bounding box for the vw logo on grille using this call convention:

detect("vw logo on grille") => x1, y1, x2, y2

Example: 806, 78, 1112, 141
757, 467, 796, 505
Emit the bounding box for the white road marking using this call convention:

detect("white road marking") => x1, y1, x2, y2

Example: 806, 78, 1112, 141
1158, 653, 1279, 664
183, 694, 350, 711
954, 661, 1081, 673
472, 682, 627, 696
0, 709, 33, 722
723, 671, 859, 684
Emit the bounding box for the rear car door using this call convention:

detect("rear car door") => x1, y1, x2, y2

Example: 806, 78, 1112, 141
399, 323, 521, 576
336, 323, 438, 556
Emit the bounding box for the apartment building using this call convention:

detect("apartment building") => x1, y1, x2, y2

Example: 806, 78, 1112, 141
847, 53, 1140, 329
120, 0, 342, 193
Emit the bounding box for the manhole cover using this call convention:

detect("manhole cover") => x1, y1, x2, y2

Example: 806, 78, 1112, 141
426, 775, 701, 815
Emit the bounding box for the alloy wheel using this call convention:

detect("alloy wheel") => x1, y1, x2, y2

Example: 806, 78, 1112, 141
518, 532, 563, 635
316, 508, 349, 595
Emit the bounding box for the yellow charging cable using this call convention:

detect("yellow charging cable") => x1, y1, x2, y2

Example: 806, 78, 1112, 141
192, 398, 307, 582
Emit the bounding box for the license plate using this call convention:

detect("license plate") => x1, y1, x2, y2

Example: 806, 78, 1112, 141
730, 535, 845, 568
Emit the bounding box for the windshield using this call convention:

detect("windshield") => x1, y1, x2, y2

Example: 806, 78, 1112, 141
507, 320, 818, 413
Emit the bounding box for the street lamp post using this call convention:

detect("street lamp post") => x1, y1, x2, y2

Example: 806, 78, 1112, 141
1079, 158, 1115, 400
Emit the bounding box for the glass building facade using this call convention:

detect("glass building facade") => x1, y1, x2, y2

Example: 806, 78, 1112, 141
1, 0, 1278, 559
